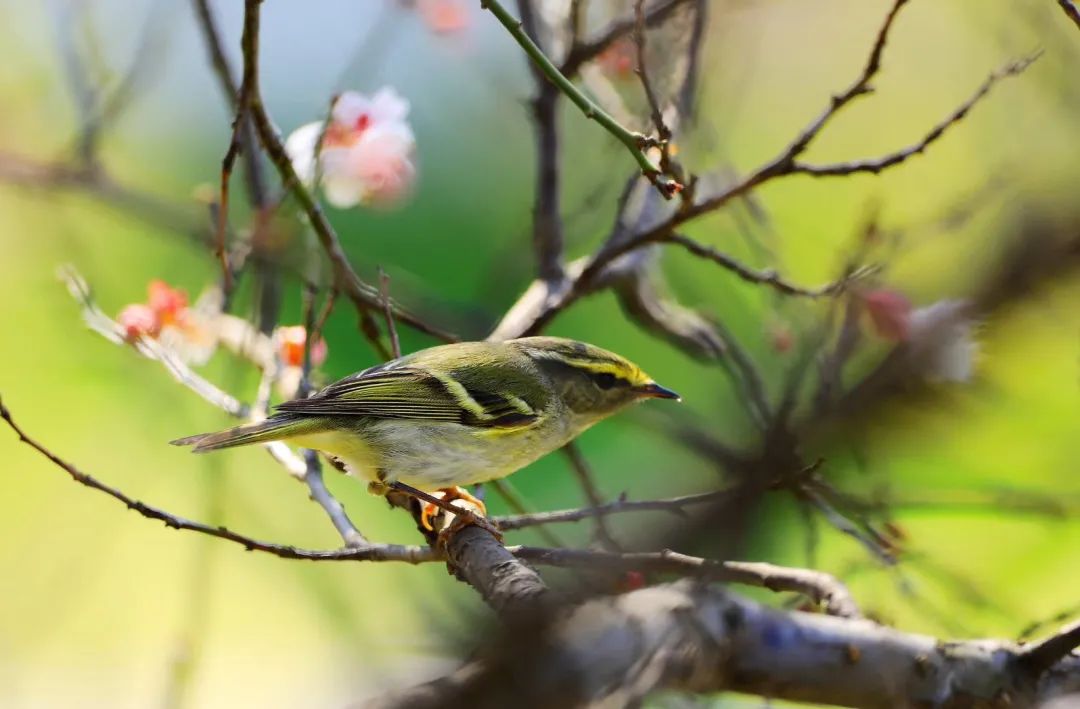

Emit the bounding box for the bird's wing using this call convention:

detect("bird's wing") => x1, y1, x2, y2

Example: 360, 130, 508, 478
274, 367, 538, 428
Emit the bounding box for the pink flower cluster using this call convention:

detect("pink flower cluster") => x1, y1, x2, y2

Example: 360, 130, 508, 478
275, 325, 328, 369
858, 288, 978, 382
117, 280, 192, 342
286, 88, 417, 209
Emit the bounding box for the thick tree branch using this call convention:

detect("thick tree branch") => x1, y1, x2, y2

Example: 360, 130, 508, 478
371, 581, 1080, 708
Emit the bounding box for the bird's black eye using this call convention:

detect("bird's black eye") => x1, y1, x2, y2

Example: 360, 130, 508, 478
594, 372, 618, 390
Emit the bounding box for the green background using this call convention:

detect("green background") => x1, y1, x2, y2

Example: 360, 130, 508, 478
1, 1, 1078, 706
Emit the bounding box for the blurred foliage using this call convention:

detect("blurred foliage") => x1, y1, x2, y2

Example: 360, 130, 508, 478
0, 1, 1078, 707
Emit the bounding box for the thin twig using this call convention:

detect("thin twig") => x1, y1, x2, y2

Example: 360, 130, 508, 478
492, 6, 1038, 340
511, 547, 862, 617
633, 0, 673, 172
1056, 0, 1080, 30
488, 479, 567, 548
561, 443, 620, 550
378, 268, 402, 359
561, 0, 692, 77
0, 397, 431, 563
2, 400, 861, 617
669, 233, 877, 297
516, 0, 567, 284
493, 486, 737, 530
794, 52, 1043, 177
481, 0, 682, 197
798, 484, 896, 566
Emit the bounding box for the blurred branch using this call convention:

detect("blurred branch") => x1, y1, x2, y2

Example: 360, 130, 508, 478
371, 581, 1080, 708
378, 269, 402, 359
236, 0, 456, 343
561, 0, 692, 76
482, 0, 683, 197
492, 2, 1037, 340
1019, 620, 1080, 676
1056, 0, 1080, 30
560, 443, 620, 550
516, 0, 565, 283
669, 233, 878, 297
493, 486, 737, 530
633, 0, 674, 174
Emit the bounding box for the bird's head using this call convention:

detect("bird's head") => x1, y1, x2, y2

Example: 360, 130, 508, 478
511, 337, 679, 425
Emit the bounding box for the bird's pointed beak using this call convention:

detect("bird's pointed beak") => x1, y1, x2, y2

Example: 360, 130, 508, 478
635, 382, 681, 401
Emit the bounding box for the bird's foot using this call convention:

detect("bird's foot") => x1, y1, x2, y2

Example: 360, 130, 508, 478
419, 486, 486, 530
420, 486, 501, 541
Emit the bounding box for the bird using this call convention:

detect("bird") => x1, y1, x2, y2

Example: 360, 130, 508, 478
171, 336, 679, 529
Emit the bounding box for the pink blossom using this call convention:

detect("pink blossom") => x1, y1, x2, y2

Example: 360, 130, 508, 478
147, 279, 189, 326
860, 289, 912, 342
285, 88, 417, 209
418, 0, 468, 34
276, 326, 328, 369
117, 304, 160, 342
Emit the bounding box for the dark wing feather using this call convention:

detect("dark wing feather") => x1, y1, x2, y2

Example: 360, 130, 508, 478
275, 367, 538, 428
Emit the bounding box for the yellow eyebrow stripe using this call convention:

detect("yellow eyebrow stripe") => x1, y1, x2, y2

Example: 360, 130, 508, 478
551, 357, 647, 384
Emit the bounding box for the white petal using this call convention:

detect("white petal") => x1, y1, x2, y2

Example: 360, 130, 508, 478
908, 300, 978, 383
331, 91, 372, 129
284, 122, 324, 185
368, 86, 410, 124
322, 171, 366, 208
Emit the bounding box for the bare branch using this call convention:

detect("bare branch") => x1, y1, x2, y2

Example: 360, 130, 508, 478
633, 0, 674, 173
513, 547, 861, 618
481, 0, 683, 198
794, 52, 1043, 177
493, 486, 737, 530
669, 233, 877, 297
561, 0, 692, 77
493, 10, 1037, 341
378, 268, 402, 359
0, 397, 432, 564
1019, 620, 1080, 676
1056, 0, 1080, 30
560, 443, 620, 550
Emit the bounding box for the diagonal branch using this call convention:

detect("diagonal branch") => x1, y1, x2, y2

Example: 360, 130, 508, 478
1057, 0, 1080, 30
668, 233, 877, 297
493, 486, 737, 530
1019, 620, 1080, 676
561, 0, 692, 77
794, 52, 1042, 177
481, 0, 682, 197
0, 397, 433, 564
236, 0, 455, 343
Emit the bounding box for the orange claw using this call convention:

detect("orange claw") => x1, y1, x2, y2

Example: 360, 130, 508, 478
420, 486, 487, 532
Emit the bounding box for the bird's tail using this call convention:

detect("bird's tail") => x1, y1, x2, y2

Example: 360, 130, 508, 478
170, 415, 318, 453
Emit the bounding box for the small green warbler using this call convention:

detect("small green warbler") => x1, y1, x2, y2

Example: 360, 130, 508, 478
172, 337, 678, 517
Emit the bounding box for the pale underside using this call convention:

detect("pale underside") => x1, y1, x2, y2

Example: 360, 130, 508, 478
289, 413, 590, 491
